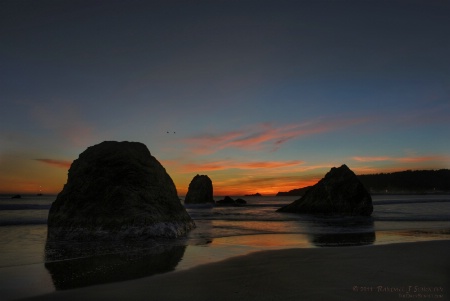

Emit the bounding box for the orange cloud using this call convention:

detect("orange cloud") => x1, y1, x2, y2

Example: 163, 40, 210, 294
210, 175, 321, 196
185, 117, 369, 154
35, 159, 72, 169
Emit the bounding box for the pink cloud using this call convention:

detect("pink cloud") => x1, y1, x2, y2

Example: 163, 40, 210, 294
185, 117, 369, 154
35, 159, 72, 169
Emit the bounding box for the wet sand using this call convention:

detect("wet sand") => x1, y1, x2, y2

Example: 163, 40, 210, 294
20, 240, 450, 301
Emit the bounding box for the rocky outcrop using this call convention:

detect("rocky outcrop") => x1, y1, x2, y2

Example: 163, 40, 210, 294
277, 165, 373, 216
216, 196, 235, 205
235, 198, 247, 205
184, 174, 214, 204
47, 141, 195, 241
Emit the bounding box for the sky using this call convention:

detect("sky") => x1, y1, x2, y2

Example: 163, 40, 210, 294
1, 0, 449, 196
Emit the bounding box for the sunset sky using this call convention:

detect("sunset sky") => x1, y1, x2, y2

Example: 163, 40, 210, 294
1, 0, 449, 196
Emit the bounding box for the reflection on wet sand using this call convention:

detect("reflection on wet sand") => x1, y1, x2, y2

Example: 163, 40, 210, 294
304, 217, 376, 247
310, 231, 376, 247
44, 240, 186, 290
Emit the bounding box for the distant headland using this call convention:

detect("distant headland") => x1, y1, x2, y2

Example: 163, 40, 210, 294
276, 187, 311, 197
277, 169, 450, 196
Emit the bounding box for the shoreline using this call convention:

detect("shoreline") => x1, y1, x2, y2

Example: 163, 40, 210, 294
18, 239, 450, 301
2, 232, 450, 300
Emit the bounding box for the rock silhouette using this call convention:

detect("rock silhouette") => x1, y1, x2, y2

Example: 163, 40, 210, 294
47, 141, 195, 241
277, 164, 373, 216
184, 175, 214, 204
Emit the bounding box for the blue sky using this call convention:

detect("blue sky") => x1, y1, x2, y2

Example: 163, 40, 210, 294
1, 0, 449, 195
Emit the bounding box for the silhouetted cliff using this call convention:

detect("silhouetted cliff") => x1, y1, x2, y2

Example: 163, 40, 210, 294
276, 186, 312, 196
277, 169, 450, 195
357, 169, 450, 194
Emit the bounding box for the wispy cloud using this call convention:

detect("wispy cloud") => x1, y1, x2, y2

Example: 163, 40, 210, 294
35, 159, 72, 169
395, 156, 449, 163
166, 159, 305, 173
352, 155, 449, 163
395, 103, 450, 127
352, 156, 394, 162
185, 117, 369, 155
29, 100, 96, 147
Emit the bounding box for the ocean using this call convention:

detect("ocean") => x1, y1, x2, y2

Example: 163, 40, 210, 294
1, 194, 450, 300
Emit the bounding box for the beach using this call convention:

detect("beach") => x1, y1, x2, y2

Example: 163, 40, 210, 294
20, 240, 450, 301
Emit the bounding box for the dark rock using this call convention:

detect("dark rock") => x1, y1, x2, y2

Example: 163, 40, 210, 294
216, 196, 235, 205
235, 198, 247, 204
11, 194, 22, 199
216, 196, 235, 204
277, 165, 373, 216
47, 141, 195, 241
184, 174, 214, 204
244, 193, 261, 196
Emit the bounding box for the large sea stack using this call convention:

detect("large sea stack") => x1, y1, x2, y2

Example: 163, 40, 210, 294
277, 164, 373, 216
47, 141, 195, 241
184, 174, 214, 204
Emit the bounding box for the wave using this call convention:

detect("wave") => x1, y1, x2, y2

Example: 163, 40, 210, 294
0, 204, 51, 210
185, 203, 286, 209
183, 203, 215, 209
373, 199, 450, 205
373, 216, 450, 222
239, 203, 287, 208
0, 219, 48, 226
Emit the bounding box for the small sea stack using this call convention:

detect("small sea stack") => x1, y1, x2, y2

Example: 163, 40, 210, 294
216, 196, 247, 206
47, 141, 195, 241
277, 164, 373, 216
244, 193, 262, 197
184, 174, 214, 204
